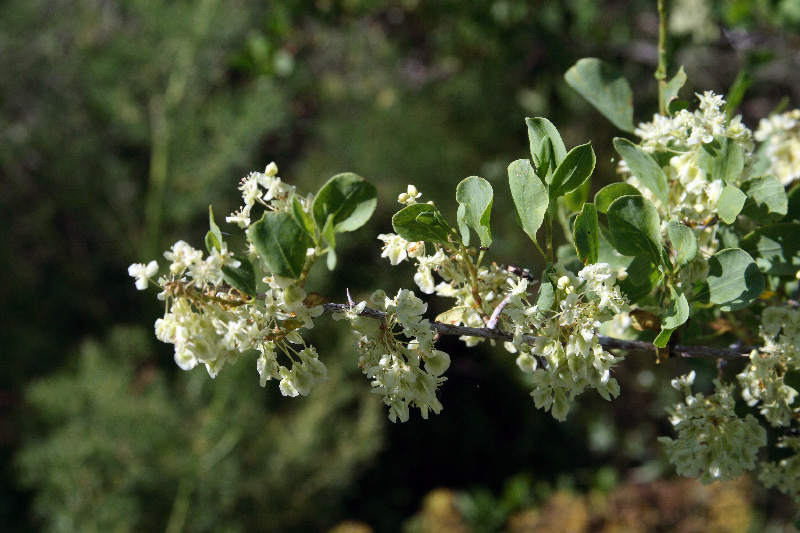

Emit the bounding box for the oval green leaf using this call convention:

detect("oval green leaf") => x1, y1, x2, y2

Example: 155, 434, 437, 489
549, 142, 596, 199
613, 138, 669, 207
594, 182, 642, 214
526, 117, 567, 172
717, 184, 747, 224
606, 195, 663, 265
740, 175, 788, 224
706, 248, 764, 311
312, 173, 377, 233
508, 159, 548, 244
249, 211, 313, 279
741, 223, 800, 276
666, 220, 698, 270
573, 203, 599, 265
392, 203, 453, 244
663, 66, 687, 111
697, 136, 745, 184
662, 286, 689, 330
456, 176, 493, 248
564, 58, 635, 132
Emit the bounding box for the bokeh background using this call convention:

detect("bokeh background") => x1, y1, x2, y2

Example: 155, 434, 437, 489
2, 0, 800, 531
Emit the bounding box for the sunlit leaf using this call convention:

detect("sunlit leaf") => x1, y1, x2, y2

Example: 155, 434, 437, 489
594, 182, 642, 214
508, 159, 548, 245
704, 248, 764, 311
717, 184, 746, 224
392, 203, 453, 244
312, 173, 377, 233
456, 176, 493, 247
565, 58, 635, 132
613, 138, 669, 207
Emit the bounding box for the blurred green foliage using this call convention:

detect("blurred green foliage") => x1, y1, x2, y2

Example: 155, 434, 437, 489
18, 326, 384, 532
2, 0, 799, 530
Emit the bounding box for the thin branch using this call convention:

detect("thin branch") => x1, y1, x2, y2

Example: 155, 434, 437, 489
321, 302, 753, 360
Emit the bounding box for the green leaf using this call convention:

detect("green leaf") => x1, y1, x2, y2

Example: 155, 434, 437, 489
666, 221, 698, 269
663, 286, 689, 330
668, 100, 689, 114
455, 176, 493, 247
248, 211, 313, 279
526, 117, 567, 171
618, 256, 658, 303
705, 248, 764, 311
653, 328, 676, 349
312, 173, 377, 233
508, 159, 548, 244
613, 138, 669, 207
663, 66, 686, 110
537, 137, 557, 179
606, 195, 663, 265
740, 175, 789, 224
598, 224, 635, 270
564, 58, 635, 132
392, 203, 453, 244
222, 255, 257, 297
697, 136, 745, 184
573, 203, 599, 265
205, 206, 224, 252
717, 184, 747, 224
292, 195, 316, 238
741, 223, 800, 276
564, 178, 591, 213
549, 142, 596, 199
321, 214, 336, 250
785, 184, 800, 222
594, 182, 642, 214
536, 274, 555, 313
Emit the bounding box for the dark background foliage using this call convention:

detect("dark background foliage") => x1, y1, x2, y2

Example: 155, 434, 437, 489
2, 0, 799, 530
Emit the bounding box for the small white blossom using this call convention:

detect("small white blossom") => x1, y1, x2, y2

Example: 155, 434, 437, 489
378, 233, 414, 265
164, 241, 203, 274
128, 260, 159, 290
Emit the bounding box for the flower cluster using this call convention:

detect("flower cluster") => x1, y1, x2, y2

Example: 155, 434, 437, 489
508, 263, 629, 421
335, 289, 449, 422
128, 163, 330, 394
755, 109, 800, 187
129, 238, 325, 387
629, 92, 754, 228
738, 306, 800, 427
759, 436, 800, 504
226, 162, 296, 227
658, 371, 766, 484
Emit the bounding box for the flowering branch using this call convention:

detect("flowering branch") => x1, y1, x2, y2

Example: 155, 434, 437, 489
320, 302, 752, 360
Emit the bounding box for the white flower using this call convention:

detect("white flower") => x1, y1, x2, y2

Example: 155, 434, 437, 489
128, 260, 159, 290
378, 233, 413, 265
164, 241, 203, 274
398, 184, 422, 205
